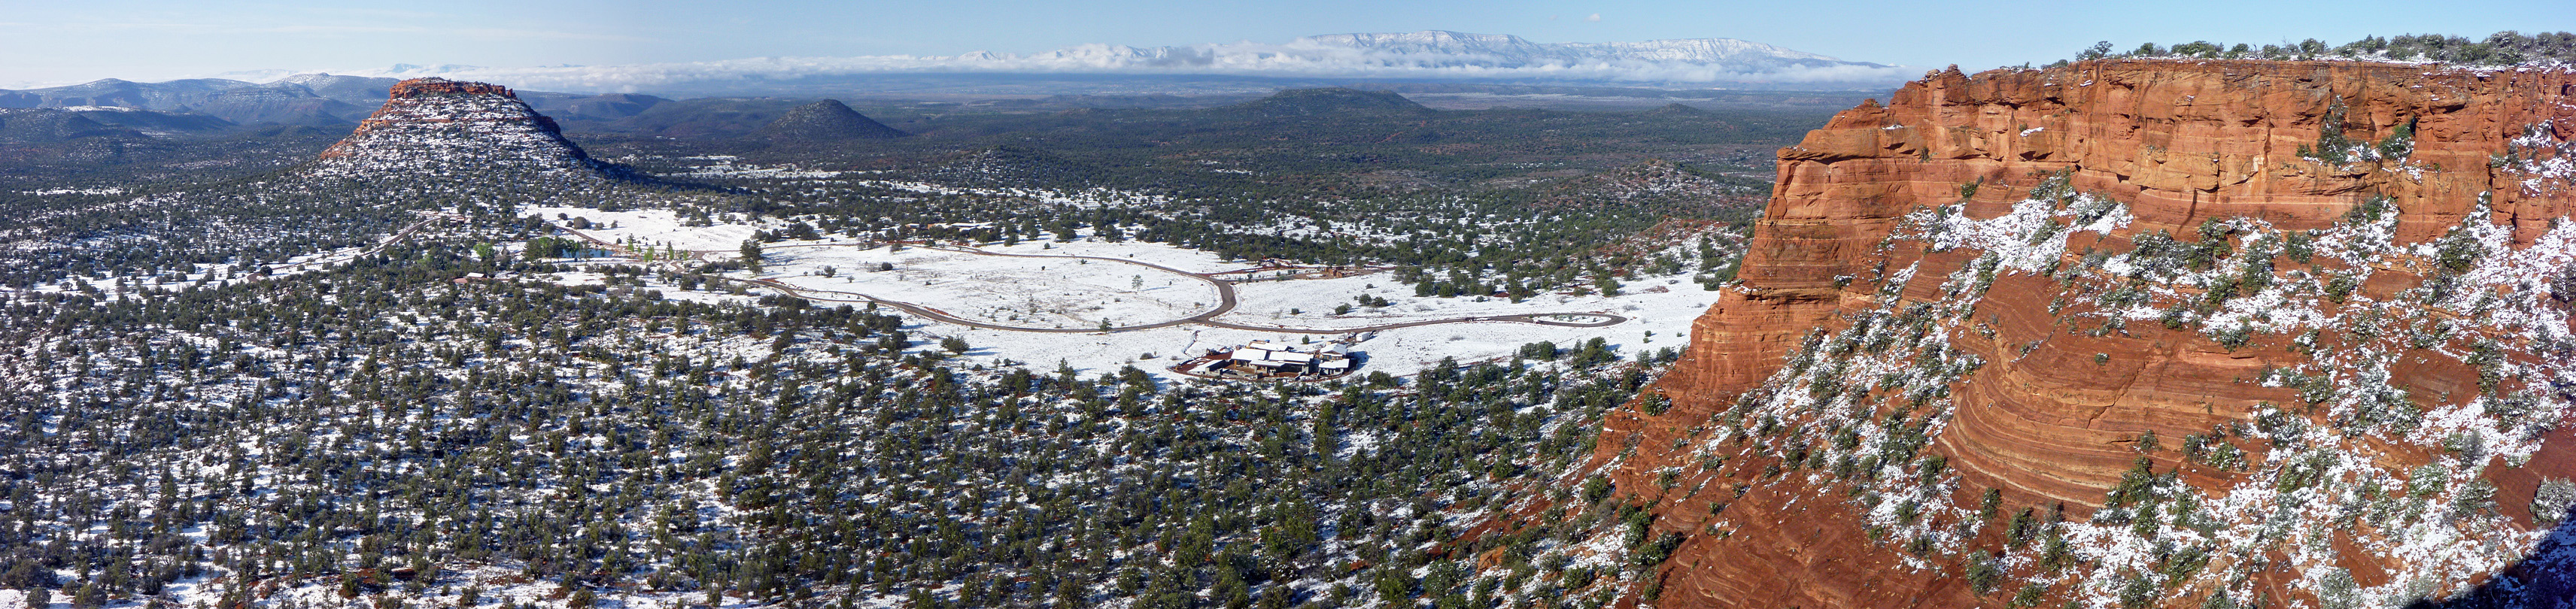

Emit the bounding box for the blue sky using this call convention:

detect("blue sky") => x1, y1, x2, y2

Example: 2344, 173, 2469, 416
3, 0, 2571, 88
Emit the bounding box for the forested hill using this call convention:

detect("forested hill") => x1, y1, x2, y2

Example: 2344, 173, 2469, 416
0, 78, 1797, 609
0, 235, 1674, 608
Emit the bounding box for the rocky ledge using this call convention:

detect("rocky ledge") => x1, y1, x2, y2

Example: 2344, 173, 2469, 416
1586, 59, 2576, 608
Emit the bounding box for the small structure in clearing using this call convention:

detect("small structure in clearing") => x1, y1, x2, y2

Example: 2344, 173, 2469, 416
1172, 340, 1359, 381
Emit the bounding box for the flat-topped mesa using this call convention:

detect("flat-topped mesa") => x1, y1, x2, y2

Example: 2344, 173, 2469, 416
312, 77, 601, 178
1671, 58, 2576, 424
1589, 59, 2576, 609
384, 77, 518, 99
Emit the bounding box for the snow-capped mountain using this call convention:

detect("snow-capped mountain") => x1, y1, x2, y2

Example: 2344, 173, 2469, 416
335, 30, 1908, 94
968, 30, 1890, 81
0, 76, 385, 126
1289, 31, 1845, 67
3, 32, 1900, 105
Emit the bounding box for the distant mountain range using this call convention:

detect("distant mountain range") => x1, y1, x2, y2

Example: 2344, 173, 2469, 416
366, 31, 1905, 95
916, 30, 1906, 83
20, 31, 1906, 101
0, 74, 682, 137
0, 32, 1903, 140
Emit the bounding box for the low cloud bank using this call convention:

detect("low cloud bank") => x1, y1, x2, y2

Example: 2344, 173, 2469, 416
350, 31, 1913, 93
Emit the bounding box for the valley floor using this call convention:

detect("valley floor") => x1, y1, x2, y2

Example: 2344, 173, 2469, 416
527, 206, 1711, 379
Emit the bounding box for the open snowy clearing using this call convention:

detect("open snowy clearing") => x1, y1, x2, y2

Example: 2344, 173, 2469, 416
739, 238, 1714, 380
913, 274, 1707, 381
974, 238, 1248, 274
497, 210, 1721, 380
523, 205, 763, 253
1227, 273, 1672, 329
759, 244, 1221, 330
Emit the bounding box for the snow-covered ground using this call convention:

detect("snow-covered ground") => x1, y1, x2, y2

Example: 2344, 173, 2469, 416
744, 239, 1715, 380
909, 293, 1699, 382
6, 192, 1722, 382
518, 206, 1721, 378
523, 205, 763, 253
2, 211, 459, 299
0, 564, 776, 609
977, 239, 1247, 274
762, 244, 1222, 329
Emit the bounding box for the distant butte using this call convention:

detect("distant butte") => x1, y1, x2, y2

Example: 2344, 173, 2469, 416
313, 77, 600, 178
757, 98, 908, 142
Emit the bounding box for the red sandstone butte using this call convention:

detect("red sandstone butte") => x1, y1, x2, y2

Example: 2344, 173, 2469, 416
317, 77, 568, 161
1593, 59, 2576, 608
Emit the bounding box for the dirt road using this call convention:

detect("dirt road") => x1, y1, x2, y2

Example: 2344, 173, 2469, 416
559, 229, 1628, 335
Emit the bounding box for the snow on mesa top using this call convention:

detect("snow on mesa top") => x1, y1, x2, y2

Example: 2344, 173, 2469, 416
311, 77, 603, 178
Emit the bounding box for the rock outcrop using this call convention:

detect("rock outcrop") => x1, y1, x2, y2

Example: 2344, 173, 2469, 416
1593, 59, 2576, 608
313, 77, 604, 179
757, 99, 907, 141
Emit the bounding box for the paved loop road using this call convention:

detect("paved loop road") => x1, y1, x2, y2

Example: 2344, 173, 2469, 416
560, 227, 1628, 335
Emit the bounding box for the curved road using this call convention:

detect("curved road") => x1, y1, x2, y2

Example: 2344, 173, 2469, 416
560, 228, 1627, 335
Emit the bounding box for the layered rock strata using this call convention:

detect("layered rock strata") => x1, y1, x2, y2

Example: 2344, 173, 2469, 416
1592, 59, 2576, 608
314, 77, 601, 178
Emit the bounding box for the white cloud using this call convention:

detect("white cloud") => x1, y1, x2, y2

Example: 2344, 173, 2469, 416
338, 30, 1909, 92
17, 20, 639, 42
1585, 13, 1603, 22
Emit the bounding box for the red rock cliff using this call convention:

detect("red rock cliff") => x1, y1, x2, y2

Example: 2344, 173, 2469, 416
1587, 59, 2576, 608
384, 77, 520, 99
312, 77, 595, 177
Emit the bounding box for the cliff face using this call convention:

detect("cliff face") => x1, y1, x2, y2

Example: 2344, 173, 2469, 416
1595, 60, 2576, 608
